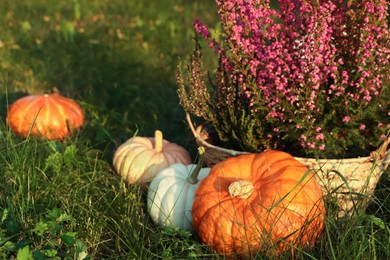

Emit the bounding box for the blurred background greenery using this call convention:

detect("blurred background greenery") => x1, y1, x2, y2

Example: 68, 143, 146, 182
0, 0, 221, 158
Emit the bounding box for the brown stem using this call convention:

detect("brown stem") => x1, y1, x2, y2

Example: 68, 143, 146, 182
228, 180, 254, 199
370, 135, 390, 161
185, 112, 249, 157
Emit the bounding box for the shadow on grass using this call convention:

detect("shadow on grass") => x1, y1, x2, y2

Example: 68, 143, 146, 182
4, 27, 200, 160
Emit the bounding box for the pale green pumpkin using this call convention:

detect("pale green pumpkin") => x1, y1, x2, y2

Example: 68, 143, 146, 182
147, 147, 210, 231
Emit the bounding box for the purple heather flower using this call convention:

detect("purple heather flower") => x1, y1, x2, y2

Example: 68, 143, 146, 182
342, 116, 351, 123
193, 19, 211, 40
191, 0, 389, 155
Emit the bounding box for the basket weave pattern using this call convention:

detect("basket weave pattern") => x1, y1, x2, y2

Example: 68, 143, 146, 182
186, 114, 390, 217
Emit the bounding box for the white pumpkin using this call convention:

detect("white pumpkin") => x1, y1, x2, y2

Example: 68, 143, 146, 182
113, 130, 191, 186
147, 147, 210, 231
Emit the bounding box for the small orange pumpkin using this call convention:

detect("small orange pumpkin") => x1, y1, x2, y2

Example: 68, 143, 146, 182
192, 150, 326, 257
7, 93, 84, 140
113, 130, 192, 186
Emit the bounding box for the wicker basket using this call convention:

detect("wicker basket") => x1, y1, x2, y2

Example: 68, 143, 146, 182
186, 113, 390, 217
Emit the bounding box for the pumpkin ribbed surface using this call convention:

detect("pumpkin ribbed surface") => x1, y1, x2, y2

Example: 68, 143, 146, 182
7, 94, 84, 140
113, 131, 192, 185
147, 162, 210, 231
191, 150, 326, 257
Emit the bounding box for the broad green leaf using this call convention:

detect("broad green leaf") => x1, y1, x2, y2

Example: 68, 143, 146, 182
75, 239, 87, 253
15, 240, 29, 250
368, 215, 388, 231
32, 221, 48, 237
32, 249, 46, 260
75, 239, 90, 259
58, 213, 72, 223
78, 250, 89, 260
16, 246, 33, 260
5, 220, 19, 233
44, 153, 63, 172
64, 144, 77, 159
60, 232, 77, 247
42, 248, 58, 257
46, 208, 60, 220
3, 241, 16, 252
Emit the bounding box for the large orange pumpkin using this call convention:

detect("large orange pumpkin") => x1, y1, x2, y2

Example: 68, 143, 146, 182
7, 94, 84, 140
192, 150, 326, 257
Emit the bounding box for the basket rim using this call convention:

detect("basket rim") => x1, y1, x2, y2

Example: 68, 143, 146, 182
185, 113, 390, 165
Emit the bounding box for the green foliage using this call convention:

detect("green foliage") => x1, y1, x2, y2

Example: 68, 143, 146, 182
0, 0, 218, 152
179, 1, 389, 158
0, 0, 388, 259
0, 120, 217, 258
178, 40, 270, 152
0, 207, 89, 259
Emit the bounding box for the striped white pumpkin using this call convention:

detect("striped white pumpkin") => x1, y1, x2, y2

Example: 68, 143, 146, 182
113, 130, 192, 186
147, 147, 210, 231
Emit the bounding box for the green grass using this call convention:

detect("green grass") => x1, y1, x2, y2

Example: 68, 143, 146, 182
0, 0, 219, 152
0, 1, 389, 259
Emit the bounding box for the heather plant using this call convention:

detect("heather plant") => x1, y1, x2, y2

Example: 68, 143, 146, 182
178, 0, 390, 158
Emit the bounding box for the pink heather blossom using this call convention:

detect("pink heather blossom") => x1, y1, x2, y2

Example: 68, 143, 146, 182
191, 0, 389, 157
342, 116, 351, 123
193, 19, 211, 40
208, 39, 221, 53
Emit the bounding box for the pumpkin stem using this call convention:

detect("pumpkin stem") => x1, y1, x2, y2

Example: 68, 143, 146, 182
187, 147, 205, 184
228, 180, 254, 199
154, 130, 163, 152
